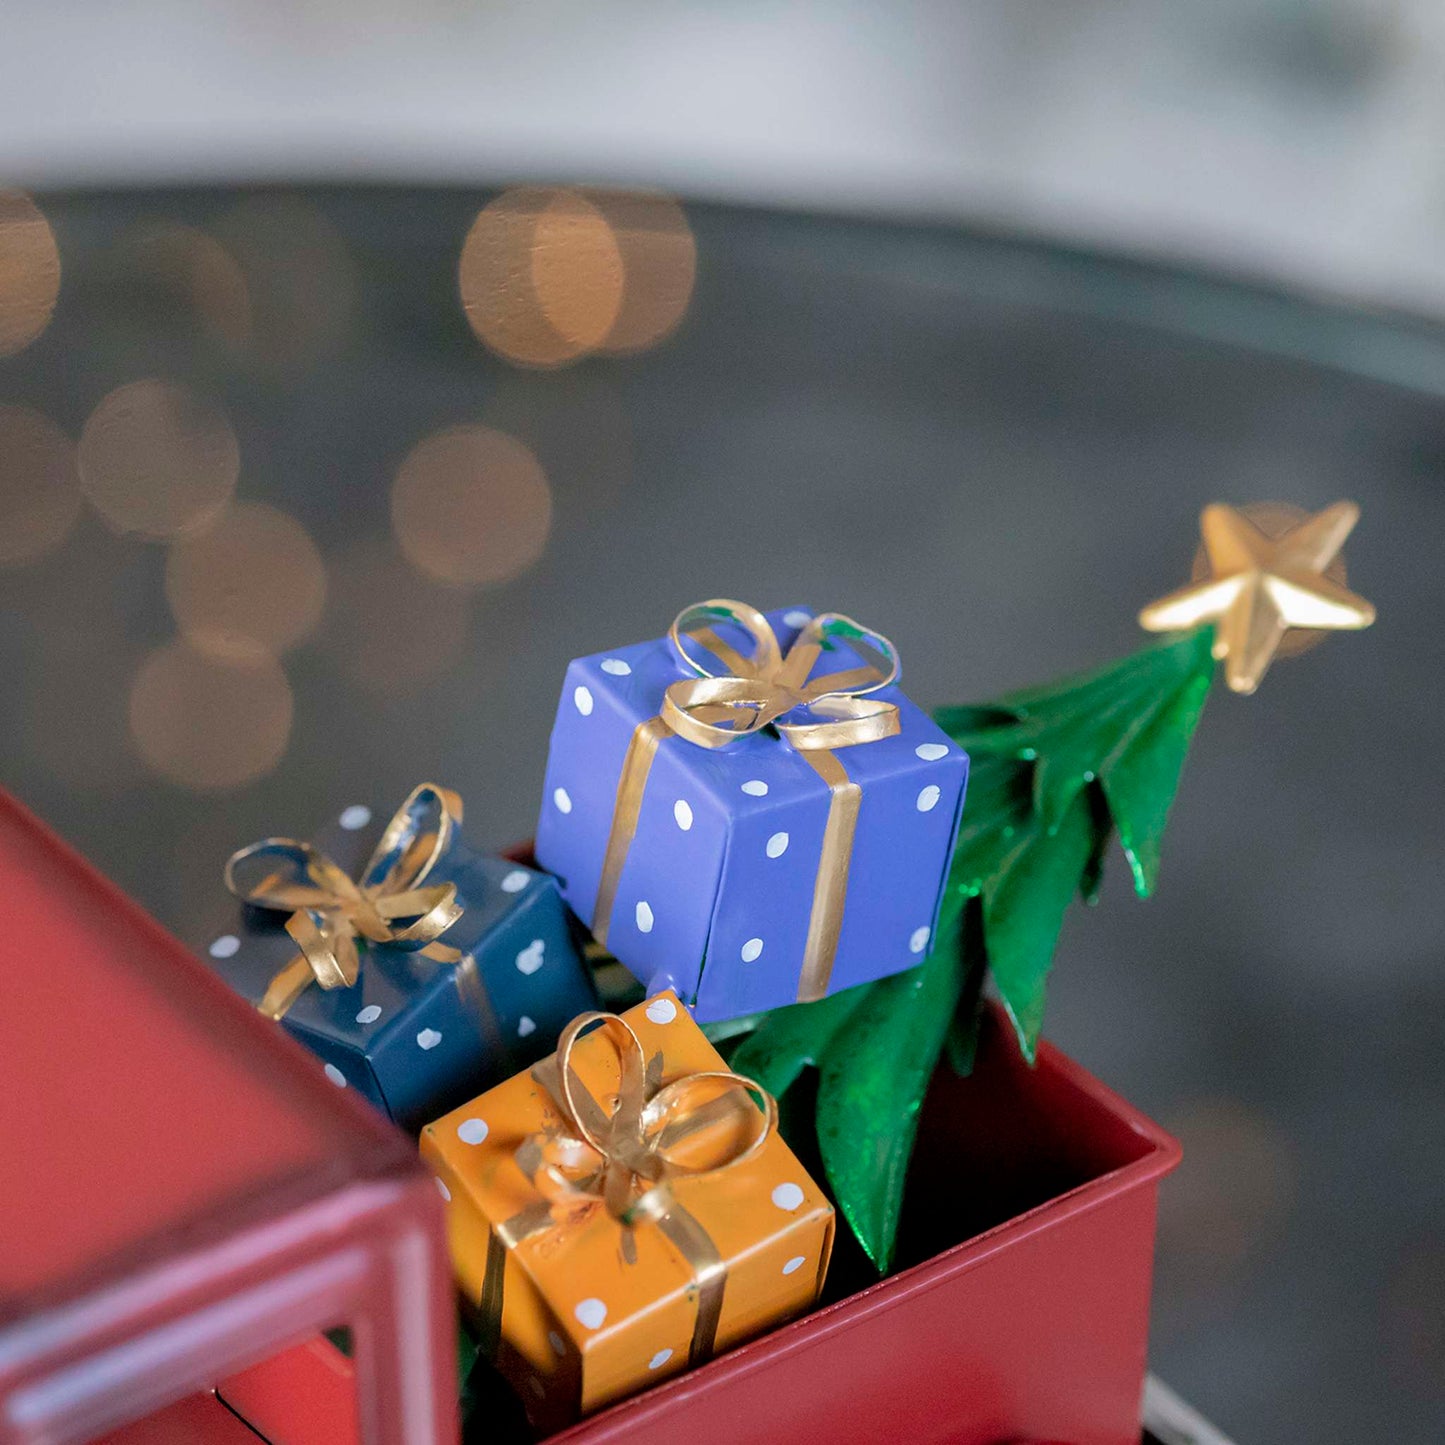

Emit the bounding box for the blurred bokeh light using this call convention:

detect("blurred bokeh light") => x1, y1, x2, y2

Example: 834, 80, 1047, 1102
458, 186, 693, 369
128, 638, 293, 790
529, 189, 625, 353
391, 422, 551, 588
592, 191, 696, 355
460, 187, 616, 368
165, 500, 327, 658
0, 404, 81, 567
0, 190, 60, 358
78, 379, 239, 539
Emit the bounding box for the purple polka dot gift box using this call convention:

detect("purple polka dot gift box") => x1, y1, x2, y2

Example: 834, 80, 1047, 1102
200, 783, 596, 1134
534, 601, 969, 1021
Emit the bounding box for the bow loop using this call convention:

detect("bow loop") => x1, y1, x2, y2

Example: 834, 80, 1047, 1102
663, 599, 902, 750
223, 837, 346, 915
524, 1007, 777, 1227
224, 783, 467, 1019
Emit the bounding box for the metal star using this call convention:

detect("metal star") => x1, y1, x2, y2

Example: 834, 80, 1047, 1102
1139, 501, 1375, 694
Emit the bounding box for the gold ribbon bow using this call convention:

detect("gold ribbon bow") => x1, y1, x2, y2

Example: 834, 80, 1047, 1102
593, 602, 902, 1001
225, 783, 467, 1020
662, 600, 901, 750
479, 1009, 776, 1367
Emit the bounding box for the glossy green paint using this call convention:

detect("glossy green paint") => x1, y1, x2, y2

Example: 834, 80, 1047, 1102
727, 627, 1216, 1272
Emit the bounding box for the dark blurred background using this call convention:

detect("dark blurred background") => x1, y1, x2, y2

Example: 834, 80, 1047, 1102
1, 8, 1443, 1443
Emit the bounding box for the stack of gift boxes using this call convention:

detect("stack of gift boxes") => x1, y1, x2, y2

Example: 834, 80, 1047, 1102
206, 601, 968, 1432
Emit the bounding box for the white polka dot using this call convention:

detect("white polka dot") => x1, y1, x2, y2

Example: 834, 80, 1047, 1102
501, 869, 530, 893
573, 685, 594, 716
517, 1015, 536, 1037
574, 1298, 608, 1330
673, 799, 694, 831
648, 1349, 673, 1371
339, 805, 372, 831
909, 926, 931, 954
600, 657, 632, 676
782, 610, 812, 628
741, 779, 769, 797
771, 1182, 805, 1211
515, 939, 545, 975
766, 831, 789, 858
916, 785, 942, 813
645, 996, 677, 1025
416, 1028, 442, 1050
782, 1255, 806, 1276
355, 1004, 382, 1025
915, 742, 949, 761
741, 938, 763, 963
635, 900, 654, 933
553, 787, 572, 814
435, 1177, 451, 1202
457, 1117, 490, 1145
208, 934, 240, 959
323, 1063, 347, 1088
548, 1331, 567, 1356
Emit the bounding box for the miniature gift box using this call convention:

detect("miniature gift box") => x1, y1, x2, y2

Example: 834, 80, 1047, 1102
204, 784, 596, 1133
420, 991, 835, 1433
534, 601, 968, 1021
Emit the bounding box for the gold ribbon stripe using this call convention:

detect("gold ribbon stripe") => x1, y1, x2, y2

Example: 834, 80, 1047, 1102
592, 717, 670, 951
589, 602, 899, 1004
476, 1012, 774, 1371
796, 750, 862, 1002
225, 783, 470, 1020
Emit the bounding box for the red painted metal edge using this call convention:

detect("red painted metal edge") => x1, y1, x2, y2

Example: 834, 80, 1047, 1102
549, 1024, 1180, 1445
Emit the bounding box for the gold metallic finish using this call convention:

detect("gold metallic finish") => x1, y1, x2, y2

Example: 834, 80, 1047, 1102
796, 749, 862, 1003
226, 783, 467, 1020
1140, 501, 1375, 695
257, 955, 318, 1021
592, 716, 670, 944
477, 1011, 778, 1356
661, 1202, 727, 1366
591, 602, 901, 984
663, 601, 899, 749
477, 1225, 509, 1357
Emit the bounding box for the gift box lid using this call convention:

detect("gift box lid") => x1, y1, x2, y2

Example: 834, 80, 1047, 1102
0, 788, 414, 1316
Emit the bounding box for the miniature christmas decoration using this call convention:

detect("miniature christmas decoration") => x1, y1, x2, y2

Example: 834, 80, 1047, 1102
534, 602, 967, 1021
421, 992, 834, 1432
1, 495, 1374, 1445
726, 500, 1375, 1271
1138, 499, 1374, 693
208, 783, 596, 1132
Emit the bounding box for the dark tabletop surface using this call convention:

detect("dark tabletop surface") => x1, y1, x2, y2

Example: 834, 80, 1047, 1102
1, 186, 1440, 1445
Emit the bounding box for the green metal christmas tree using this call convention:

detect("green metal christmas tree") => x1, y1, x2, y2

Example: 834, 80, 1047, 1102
725, 501, 1375, 1270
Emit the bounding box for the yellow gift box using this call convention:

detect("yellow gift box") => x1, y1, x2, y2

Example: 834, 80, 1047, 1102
420, 991, 835, 1428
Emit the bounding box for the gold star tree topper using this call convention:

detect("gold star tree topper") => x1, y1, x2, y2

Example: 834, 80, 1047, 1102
1139, 501, 1375, 694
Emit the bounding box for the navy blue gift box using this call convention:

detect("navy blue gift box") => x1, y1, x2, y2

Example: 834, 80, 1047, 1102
200, 786, 596, 1133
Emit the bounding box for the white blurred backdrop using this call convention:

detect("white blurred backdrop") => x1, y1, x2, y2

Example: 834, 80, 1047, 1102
7, 1, 1445, 313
